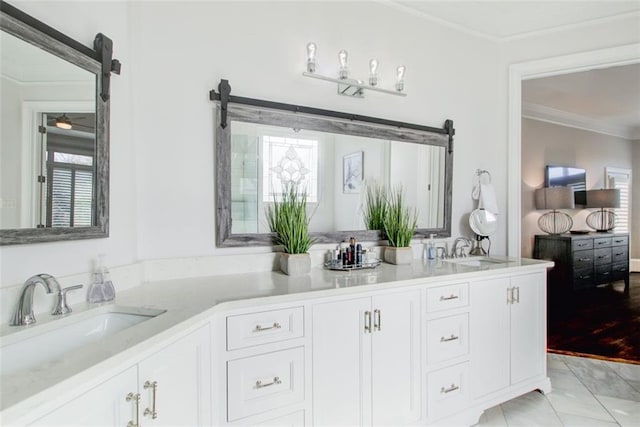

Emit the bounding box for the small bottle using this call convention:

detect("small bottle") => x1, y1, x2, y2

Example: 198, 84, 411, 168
344, 247, 350, 266
349, 237, 356, 265
427, 234, 436, 260
356, 244, 363, 266
87, 259, 105, 303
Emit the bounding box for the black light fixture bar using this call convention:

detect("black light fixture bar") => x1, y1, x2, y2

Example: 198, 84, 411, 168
209, 79, 451, 139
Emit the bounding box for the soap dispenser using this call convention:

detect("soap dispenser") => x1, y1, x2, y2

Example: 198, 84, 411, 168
87, 258, 105, 303
427, 234, 436, 260
99, 254, 115, 302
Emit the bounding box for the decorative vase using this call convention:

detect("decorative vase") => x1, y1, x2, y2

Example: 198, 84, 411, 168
383, 246, 413, 265
280, 253, 311, 276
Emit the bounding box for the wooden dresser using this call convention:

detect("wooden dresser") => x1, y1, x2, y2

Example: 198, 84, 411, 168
533, 233, 630, 295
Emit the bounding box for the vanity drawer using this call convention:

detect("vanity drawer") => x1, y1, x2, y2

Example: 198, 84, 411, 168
426, 283, 469, 313
427, 362, 469, 421
594, 237, 613, 248
612, 247, 629, 263
426, 314, 469, 364
227, 347, 304, 422
612, 236, 629, 247
595, 264, 612, 282
227, 307, 304, 351
572, 239, 593, 251
572, 250, 594, 269
594, 248, 612, 265
612, 262, 629, 279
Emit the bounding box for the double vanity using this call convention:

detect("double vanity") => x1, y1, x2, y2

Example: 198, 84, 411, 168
1, 256, 553, 426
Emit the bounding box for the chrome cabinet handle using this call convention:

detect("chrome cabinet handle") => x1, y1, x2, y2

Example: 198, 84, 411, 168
440, 384, 460, 394
598, 241, 606, 245
440, 294, 459, 301
144, 380, 158, 419
614, 239, 624, 243
126, 392, 140, 427
597, 255, 609, 259
254, 322, 281, 332
364, 311, 372, 333
601, 272, 610, 276
513, 286, 520, 303
440, 334, 459, 342
578, 257, 591, 262
615, 252, 625, 256
373, 309, 381, 331
579, 275, 592, 279
256, 376, 281, 389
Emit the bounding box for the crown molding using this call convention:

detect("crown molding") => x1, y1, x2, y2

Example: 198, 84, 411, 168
522, 102, 638, 140
380, 1, 640, 43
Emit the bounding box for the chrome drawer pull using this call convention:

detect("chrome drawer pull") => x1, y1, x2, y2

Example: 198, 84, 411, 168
598, 241, 607, 245
440, 384, 459, 394
364, 311, 372, 333
440, 294, 459, 301
579, 275, 591, 280
440, 334, 459, 342
126, 392, 140, 427
615, 252, 624, 256
597, 255, 609, 259
601, 272, 610, 276
374, 309, 381, 331
614, 239, 624, 243
143, 380, 158, 419
254, 322, 281, 332
578, 258, 591, 262
256, 376, 281, 389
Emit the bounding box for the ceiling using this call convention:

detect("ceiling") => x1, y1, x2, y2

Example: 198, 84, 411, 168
522, 63, 640, 140
387, 1, 640, 140
390, 1, 640, 41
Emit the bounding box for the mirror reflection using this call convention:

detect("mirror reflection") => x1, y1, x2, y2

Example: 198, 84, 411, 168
0, 29, 97, 230
230, 121, 446, 235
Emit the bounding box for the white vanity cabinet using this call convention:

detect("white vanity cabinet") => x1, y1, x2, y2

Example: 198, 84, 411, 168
469, 272, 547, 400
312, 289, 421, 426
29, 325, 211, 427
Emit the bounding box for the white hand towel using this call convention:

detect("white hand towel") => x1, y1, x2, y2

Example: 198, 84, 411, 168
475, 183, 499, 214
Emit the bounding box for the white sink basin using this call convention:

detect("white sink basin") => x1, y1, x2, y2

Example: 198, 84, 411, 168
444, 257, 514, 267
0, 307, 165, 376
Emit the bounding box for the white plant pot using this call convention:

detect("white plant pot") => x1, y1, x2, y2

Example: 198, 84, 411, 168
384, 246, 413, 265
280, 253, 311, 276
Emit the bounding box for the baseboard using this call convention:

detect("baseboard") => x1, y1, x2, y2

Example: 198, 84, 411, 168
631, 258, 640, 272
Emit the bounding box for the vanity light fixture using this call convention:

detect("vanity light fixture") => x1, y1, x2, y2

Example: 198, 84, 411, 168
55, 114, 73, 130
302, 42, 407, 98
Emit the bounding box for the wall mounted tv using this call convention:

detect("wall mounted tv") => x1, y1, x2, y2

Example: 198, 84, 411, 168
545, 165, 587, 205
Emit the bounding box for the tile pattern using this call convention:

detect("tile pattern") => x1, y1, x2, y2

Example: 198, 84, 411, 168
475, 354, 640, 426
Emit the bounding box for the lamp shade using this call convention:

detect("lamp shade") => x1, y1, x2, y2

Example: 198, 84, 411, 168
585, 189, 620, 208
534, 187, 575, 210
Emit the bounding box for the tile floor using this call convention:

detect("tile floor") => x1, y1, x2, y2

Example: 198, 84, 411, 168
475, 354, 640, 426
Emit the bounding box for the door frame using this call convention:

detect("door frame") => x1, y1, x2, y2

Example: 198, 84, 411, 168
506, 43, 640, 257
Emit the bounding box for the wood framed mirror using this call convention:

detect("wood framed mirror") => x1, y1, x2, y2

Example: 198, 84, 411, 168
211, 80, 455, 247
0, 1, 119, 245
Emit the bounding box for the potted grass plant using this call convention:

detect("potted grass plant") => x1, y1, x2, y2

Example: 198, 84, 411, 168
266, 184, 314, 276
383, 186, 418, 265
363, 180, 388, 230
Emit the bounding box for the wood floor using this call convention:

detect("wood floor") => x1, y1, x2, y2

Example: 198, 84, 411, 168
547, 273, 640, 364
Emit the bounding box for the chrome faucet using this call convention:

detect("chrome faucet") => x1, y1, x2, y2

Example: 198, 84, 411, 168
10, 274, 61, 326
451, 237, 473, 258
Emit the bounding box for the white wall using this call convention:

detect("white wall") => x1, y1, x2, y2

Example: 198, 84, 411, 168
1, 1, 638, 290
129, 1, 499, 260
521, 118, 635, 257
633, 142, 640, 259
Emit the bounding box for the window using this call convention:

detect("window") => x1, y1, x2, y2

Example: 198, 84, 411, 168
262, 135, 318, 202
606, 167, 631, 233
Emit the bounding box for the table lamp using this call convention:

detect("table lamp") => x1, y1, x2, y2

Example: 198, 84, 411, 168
534, 187, 574, 234
585, 189, 619, 232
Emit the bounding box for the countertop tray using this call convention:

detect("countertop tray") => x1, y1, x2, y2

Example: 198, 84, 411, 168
324, 259, 382, 271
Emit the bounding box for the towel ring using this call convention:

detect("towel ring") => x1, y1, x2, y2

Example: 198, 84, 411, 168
476, 169, 492, 184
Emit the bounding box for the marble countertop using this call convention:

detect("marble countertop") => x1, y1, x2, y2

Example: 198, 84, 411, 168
0, 256, 552, 423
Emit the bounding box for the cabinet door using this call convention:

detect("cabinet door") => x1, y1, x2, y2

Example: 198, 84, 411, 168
312, 297, 372, 426
30, 366, 137, 426
138, 325, 211, 426
469, 278, 510, 398
371, 290, 421, 425
510, 272, 545, 384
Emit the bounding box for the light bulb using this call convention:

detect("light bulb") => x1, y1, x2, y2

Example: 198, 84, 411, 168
306, 42, 317, 73
369, 58, 379, 86
338, 49, 349, 79
395, 65, 406, 92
